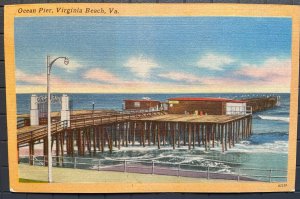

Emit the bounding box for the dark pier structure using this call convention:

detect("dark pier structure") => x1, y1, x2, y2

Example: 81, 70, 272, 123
130, 114, 252, 152
16, 96, 279, 165
244, 96, 279, 112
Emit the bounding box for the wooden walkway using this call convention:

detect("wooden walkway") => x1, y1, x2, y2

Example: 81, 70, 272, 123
17, 109, 119, 119
18, 110, 165, 145
134, 114, 246, 123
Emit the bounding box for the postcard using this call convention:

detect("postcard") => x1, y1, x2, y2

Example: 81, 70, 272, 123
4, 3, 300, 193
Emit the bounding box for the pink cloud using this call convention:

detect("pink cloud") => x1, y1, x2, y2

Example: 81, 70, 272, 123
16, 69, 71, 87
83, 68, 121, 84
235, 58, 291, 85
16, 69, 46, 85
194, 58, 291, 92
16, 57, 291, 93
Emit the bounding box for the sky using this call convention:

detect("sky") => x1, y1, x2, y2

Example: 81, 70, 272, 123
14, 17, 292, 93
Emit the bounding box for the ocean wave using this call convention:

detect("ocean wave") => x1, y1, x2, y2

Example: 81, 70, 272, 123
110, 135, 288, 155
231, 140, 288, 154
89, 158, 233, 173
102, 146, 232, 167
257, 115, 289, 122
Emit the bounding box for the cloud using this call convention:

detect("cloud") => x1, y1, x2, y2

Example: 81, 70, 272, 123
158, 72, 202, 84
16, 57, 291, 94
16, 69, 69, 86
51, 57, 83, 73
124, 55, 159, 78
16, 69, 45, 85
197, 53, 236, 70
235, 58, 291, 84
16, 69, 106, 93
83, 68, 121, 84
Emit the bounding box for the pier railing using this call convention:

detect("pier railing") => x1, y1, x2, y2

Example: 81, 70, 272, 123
226, 106, 252, 115
69, 110, 165, 129
70, 110, 119, 120
17, 118, 30, 129
17, 110, 166, 145
17, 120, 68, 145
70, 109, 164, 120
19, 155, 287, 183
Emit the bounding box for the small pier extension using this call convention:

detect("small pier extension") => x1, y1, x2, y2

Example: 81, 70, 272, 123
244, 96, 279, 112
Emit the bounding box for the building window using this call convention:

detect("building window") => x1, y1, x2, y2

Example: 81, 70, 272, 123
134, 102, 140, 108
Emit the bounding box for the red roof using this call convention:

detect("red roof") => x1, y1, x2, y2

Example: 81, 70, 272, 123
168, 97, 245, 103
124, 99, 160, 102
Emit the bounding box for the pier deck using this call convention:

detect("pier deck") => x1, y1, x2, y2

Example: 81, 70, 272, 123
134, 114, 246, 124
17, 109, 119, 119
17, 125, 47, 134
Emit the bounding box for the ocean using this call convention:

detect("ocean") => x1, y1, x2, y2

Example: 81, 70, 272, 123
17, 93, 290, 181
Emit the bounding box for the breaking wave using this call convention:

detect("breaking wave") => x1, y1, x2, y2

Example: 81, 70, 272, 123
258, 115, 289, 123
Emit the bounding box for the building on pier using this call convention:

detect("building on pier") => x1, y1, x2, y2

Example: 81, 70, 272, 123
123, 99, 162, 112
167, 97, 249, 115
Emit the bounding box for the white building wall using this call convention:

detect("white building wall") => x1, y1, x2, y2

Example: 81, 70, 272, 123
61, 94, 70, 127
30, 94, 39, 126
226, 102, 246, 115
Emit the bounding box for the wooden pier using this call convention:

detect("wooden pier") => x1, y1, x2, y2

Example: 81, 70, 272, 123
17, 111, 252, 165
16, 96, 279, 165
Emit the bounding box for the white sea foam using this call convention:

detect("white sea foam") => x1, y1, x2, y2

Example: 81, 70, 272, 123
258, 115, 289, 122
114, 138, 288, 155
230, 140, 288, 154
